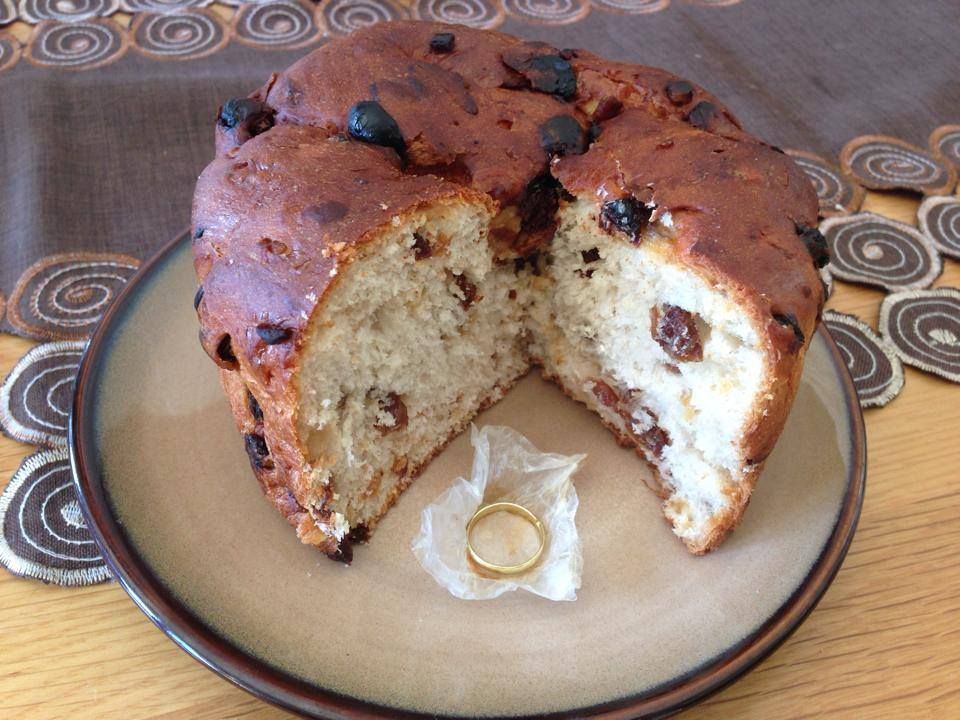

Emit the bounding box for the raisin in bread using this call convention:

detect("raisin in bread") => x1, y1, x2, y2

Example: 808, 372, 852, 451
192, 21, 826, 562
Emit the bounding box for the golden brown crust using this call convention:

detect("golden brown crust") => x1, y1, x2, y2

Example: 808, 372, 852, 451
193, 20, 821, 558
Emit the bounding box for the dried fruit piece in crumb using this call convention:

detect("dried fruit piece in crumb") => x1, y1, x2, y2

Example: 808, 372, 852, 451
454, 273, 479, 308
651, 305, 704, 362
374, 392, 408, 433
412, 232, 431, 260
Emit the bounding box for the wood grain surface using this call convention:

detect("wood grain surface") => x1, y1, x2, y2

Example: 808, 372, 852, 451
1, 191, 958, 719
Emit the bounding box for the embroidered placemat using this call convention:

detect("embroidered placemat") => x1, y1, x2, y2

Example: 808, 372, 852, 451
1, 0, 958, 584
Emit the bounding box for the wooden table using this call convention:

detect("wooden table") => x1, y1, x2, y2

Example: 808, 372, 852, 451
1, 191, 958, 719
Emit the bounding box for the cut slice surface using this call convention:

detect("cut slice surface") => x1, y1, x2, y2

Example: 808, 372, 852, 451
296, 199, 528, 537
528, 200, 768, 552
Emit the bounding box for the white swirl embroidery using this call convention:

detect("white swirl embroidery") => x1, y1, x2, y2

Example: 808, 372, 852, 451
233, 0, 318, 48
412, 0, 505, 29
502, 0, 590, 25
322, 0, 405, 35
132, 10, 227, 59
918, 195, 960, 260
592, 0, 668, 13
7, 253, 140, 339
820, 213, 941, 292
26, 19, 128, 70
879, 288, 960, 383
18, 0, 120, 24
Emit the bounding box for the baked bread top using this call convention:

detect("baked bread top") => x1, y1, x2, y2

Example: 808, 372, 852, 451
196, 19, 822, 359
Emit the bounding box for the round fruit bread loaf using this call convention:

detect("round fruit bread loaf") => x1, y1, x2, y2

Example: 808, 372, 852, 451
192, 21, 826, 562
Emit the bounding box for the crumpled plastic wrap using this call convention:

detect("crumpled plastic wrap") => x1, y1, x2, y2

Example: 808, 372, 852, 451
411, 425, 585, 601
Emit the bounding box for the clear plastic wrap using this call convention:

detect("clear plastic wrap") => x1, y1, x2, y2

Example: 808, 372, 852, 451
411, 425, 585, 601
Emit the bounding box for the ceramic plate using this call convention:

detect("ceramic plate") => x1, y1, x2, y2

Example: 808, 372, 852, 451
71, 233, 865, 718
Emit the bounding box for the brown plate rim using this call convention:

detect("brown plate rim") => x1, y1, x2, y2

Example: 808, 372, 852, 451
69, 232, 867, 719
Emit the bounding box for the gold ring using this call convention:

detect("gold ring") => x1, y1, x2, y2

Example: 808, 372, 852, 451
465, 501, 546, 575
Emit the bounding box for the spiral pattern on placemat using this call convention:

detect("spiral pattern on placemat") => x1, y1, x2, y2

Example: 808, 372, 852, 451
0, 341, 85, 448
840, 135, 957, 196
823, 310, 903, 409
0, 32, 20, 74
591, 0, 668, 14
918, 196, 960, 260
233, 0, 319, 48
880, 288, 960, 384
18, 0, 119, 23
121, 0, 213, 13
0, 0, 15, 25
131, 10, 227, 59
929, 124, 960, 172
321, 0, 406, 35
412, 0, 504, 28
819, 213, 941, 292
786, 149, 864, 218
0, 449, 110, 586
502, 0, 590, 25
6, 252, 140, 340
25, 19, 128, 70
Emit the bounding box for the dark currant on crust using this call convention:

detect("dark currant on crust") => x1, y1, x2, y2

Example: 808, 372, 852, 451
256, 325, 293, 345
600, 197, 652, 242
795, 223, 830, 268
216, 335, 238, 367
665, 80, 694, 106
302, 201, 348, 225
685, 101, 718, 130
539, 115, 588, 157
773, 312, 805, 352
591, 96, 623, 122
502, 51, 578, 100
244, 432, 271, 470
429, 32, 455, 54
520, 174, 564, 234
347, 101, 406, 158
218, 98, 275, 137
247, 390, 263, 423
